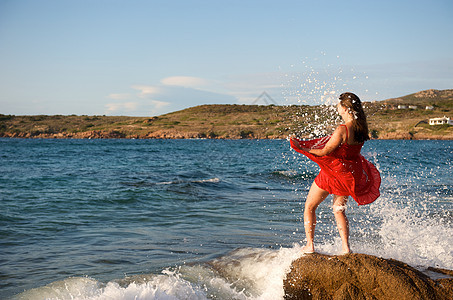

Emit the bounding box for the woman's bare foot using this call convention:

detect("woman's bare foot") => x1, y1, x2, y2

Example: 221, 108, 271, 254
301, 244, 315, 254
341, 248, 352, 255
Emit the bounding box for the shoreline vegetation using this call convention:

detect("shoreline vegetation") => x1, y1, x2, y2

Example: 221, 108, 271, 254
1, 89, 452, 140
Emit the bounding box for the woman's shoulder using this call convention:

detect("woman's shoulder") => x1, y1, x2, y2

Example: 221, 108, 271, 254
337, 123, 362, 145
334, 124, 348, 141
337, 124, 348, 132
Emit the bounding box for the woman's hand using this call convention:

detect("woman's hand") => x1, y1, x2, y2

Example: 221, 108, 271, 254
307, 125, 346, 156
290, 137, 310, 152
289, 136, 300, 148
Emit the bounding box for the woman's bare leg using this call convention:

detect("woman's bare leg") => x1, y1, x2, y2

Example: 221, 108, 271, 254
302, 182, 329, 253
332, 195, 350, 254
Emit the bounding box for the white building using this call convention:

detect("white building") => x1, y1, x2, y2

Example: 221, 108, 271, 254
429, 116, 453, 125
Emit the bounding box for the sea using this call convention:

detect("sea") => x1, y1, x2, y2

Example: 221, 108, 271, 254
0, 138, 452, 299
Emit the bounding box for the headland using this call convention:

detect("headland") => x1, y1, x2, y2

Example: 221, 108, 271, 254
1, 89, 452, 140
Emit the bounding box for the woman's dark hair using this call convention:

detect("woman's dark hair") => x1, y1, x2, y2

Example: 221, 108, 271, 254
339, 92, 370, 143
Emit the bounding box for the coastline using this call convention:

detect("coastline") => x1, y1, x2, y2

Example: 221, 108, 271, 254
1, 89, 452, 140
1, 130, 452, 140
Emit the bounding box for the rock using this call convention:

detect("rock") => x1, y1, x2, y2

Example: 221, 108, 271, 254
378, 131, 414, 140
284, 253, 453, 300
413, 132, 453, 140
74, 130, 126, 139
414, 89, 440, 98
144, 130, 202, 139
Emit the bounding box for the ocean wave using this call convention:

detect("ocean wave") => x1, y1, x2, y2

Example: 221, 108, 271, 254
315, 193, 453, 270
14, 246, 304, 300
273, 170, 299, 177
156, 178, 221, 185
12, 232, 453, 300
13, 275, 209, 300
271, 170, 317, 180
122, 178, 221, 187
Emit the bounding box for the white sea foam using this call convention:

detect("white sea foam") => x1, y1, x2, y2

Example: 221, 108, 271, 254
99, 272, 207, 300
193, 178, 221, 183
209, 246, 304, 299
274, 170, 298, 177
15, 274, 208, 300
360, 198, 452, 269
14, 216, 453, 300
311, 194, 453, 270
156, 178, 220, 185
14, 247, 305, 300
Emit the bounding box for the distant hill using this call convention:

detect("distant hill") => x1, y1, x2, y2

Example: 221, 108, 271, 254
363, 89, 453, 139
1, 89, 452, 140
383, 89, 453, 108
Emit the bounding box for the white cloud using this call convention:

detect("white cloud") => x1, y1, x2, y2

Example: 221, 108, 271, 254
221, 72, 286, 105
150, 100, 170, 110
104, 99, 171, 116
105, 102, 139, 114
124, 102, 139, 111
160, 76, 208, 88
131, 85, 161, 98
106, 72, 290, 115
106, 84, 172, 115
108, 93, 132, 100
126, 77, 238, 114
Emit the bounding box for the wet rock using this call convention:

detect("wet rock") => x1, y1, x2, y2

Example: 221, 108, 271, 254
284, 253, 453, 300
378, 131, 414, 140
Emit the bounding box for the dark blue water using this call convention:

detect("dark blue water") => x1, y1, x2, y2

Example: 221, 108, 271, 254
0, 139, 452, 299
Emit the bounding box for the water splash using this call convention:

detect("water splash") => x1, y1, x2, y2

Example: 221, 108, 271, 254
299, 145, 453, 269
14, 247, 306, 300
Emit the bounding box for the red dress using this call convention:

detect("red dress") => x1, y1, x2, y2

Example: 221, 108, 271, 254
290, 125, 381, 205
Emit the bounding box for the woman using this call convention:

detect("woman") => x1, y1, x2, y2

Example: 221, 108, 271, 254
290, 92, 380, 254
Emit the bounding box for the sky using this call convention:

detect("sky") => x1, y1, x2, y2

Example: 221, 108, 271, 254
0, 0, 452, 116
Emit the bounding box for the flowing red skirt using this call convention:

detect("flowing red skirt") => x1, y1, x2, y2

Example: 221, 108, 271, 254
290, 137, 381, 205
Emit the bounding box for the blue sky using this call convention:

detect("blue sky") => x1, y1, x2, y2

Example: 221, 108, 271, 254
1, 0, 452, 116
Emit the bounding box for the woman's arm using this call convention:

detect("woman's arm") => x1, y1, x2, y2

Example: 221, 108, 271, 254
304, 126, 346, 156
